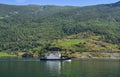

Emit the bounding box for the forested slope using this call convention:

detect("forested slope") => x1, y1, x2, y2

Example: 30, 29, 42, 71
0, 1, 120, 52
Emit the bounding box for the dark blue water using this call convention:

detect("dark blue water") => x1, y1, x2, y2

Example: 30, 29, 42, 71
0, 58, 120, 77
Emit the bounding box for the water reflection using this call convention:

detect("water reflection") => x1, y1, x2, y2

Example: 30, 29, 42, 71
45, 60, 72, 77
46, 61, 61, 75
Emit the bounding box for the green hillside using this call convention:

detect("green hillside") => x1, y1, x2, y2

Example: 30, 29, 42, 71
0, 1, 120, 54
43, 32, 120, 52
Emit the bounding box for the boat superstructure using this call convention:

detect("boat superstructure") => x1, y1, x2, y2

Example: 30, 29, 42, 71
40, 52, 71, 61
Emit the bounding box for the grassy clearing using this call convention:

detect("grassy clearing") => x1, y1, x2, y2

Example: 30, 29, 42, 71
54, 39, 85, 47
0, 52, 17, 57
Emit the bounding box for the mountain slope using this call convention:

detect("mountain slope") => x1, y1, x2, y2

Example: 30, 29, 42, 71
0, 2, 120, 52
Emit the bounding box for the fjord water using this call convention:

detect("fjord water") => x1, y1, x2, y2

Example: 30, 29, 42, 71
0, 58, 120, 77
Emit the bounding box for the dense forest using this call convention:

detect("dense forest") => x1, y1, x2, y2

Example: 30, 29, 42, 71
0, 1, 120, 53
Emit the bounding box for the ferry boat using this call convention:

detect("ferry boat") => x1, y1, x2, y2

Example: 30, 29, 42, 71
40, 52, 71, 61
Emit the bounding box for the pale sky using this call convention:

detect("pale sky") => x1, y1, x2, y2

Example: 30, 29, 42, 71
0, 0, 120, 6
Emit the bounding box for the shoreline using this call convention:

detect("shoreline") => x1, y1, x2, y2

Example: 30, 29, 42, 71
70, 52, 120, 59
0, 52, 120, 59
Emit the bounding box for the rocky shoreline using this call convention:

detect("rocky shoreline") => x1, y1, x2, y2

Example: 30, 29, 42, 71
0, 52, 120, 59
71, 52, 120, 59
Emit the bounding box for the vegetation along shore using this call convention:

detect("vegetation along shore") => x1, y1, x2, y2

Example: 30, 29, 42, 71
1, 1, 120, 59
